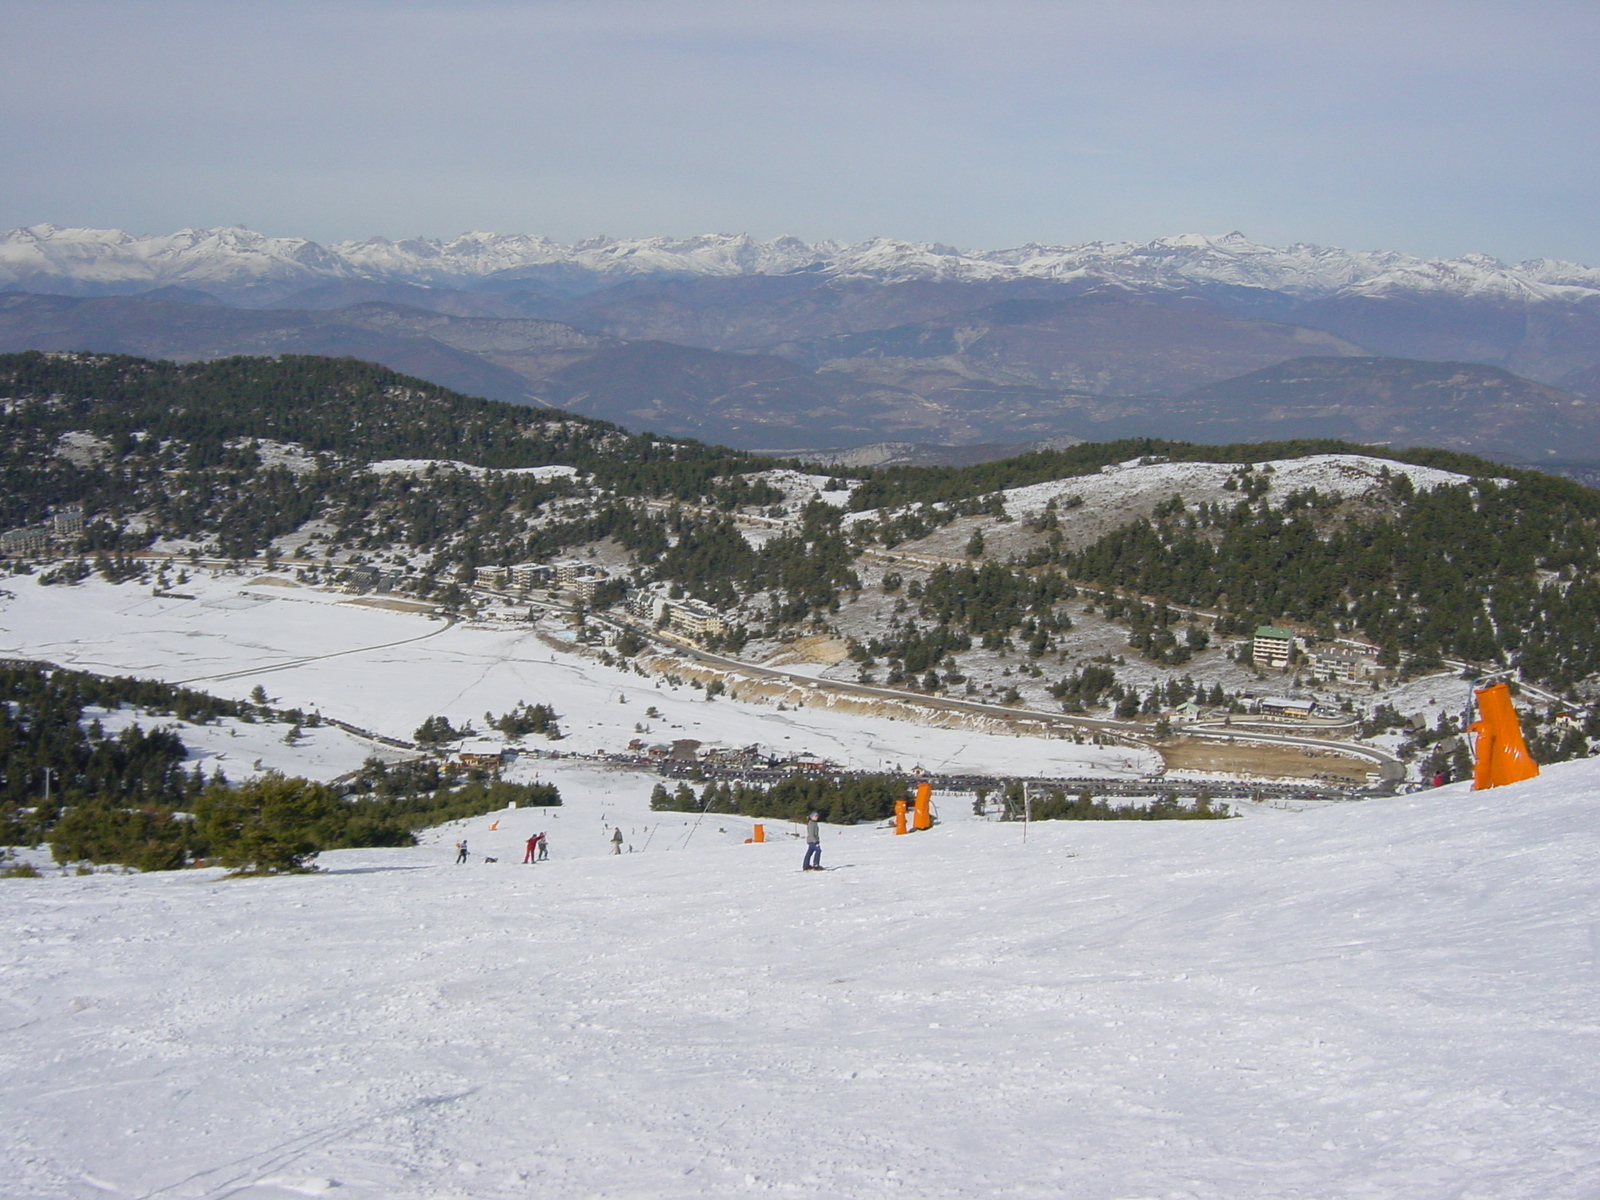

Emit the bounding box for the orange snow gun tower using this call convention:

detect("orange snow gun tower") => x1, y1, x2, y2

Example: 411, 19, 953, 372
912, 780, 933, 831
1470, 683, 1539, 790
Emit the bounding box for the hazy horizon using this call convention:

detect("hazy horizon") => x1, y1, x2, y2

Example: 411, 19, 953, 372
3, 1, 1597, 265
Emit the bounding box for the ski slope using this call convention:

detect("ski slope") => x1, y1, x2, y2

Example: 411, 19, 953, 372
4, 757, 1599, 1198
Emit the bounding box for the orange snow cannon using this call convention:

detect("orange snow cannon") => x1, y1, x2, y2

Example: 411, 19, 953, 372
1470, 683, 1540, 790
894, 798, 908, 836
912, 781, 933, 831
752, 823, 765, 843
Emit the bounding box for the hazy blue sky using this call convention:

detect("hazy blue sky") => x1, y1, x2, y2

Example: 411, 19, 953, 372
3, 0, 1596, 262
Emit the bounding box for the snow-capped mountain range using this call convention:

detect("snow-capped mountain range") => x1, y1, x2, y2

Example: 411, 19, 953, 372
4, 223, 1599, 304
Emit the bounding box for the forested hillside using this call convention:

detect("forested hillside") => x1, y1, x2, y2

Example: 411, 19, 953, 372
0, 663, 559, 873
5, 351, 1600, 693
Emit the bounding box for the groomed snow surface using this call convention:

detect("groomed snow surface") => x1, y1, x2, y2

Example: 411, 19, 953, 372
5, 755, 1600, 1199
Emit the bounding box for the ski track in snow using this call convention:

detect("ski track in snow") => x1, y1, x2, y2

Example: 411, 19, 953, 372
3, 760, 1600, 1198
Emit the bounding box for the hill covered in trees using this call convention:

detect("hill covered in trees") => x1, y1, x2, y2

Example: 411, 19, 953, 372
0, 662, 558, 873
6, 350, 1600, 697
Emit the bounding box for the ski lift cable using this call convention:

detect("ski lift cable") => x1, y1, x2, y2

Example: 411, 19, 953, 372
677, 780, 719, 850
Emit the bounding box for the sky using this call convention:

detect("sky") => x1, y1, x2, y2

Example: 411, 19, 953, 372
2, 0, 1597, 264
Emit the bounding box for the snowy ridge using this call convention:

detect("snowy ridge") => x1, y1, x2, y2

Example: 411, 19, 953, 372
3, 223, 1597, 303
364, 458, 580, 479
998, 453, 1478, 521
833, 453, 1474, 527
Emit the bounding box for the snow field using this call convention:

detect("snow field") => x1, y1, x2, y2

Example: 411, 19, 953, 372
88, 702, 388, 784
3, 758, 1599, 1198
0, 573, 1153, 780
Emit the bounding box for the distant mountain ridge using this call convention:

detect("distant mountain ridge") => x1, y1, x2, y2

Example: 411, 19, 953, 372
1, 289, 1596, 459
5, 224, 1599, 306
6, 224, 1600, 462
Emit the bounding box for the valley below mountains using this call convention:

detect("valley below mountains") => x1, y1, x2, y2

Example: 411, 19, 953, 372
5, 225, 1600, 462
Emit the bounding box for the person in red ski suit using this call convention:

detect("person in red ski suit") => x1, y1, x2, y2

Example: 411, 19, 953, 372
524, 833, 539, 863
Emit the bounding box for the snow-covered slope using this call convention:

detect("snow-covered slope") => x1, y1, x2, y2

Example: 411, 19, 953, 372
4, 223, 1596, 304
4, 746, 1597, 1197
838, 453, 1477, 534
997, 453, 1477, 522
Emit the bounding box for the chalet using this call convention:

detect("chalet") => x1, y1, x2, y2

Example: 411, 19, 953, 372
456, 739, 508, 769
702, 744, 769, 768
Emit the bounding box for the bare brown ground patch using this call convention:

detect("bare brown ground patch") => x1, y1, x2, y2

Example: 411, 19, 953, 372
341, 596, 440, 614
635, 650, 1145, 749
760, 635, 851, 668
1160, 736, 1375, 782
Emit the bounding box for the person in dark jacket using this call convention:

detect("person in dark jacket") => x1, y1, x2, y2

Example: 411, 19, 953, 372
455, 840, 469, 864
802, 813, 822, 871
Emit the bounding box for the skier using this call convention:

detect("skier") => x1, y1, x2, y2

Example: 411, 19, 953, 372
523, 833, 539, 864
455, 839, 469, 865
611, 826, 624, 855
802, 812, 822, 871
537, 833, 549, 861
